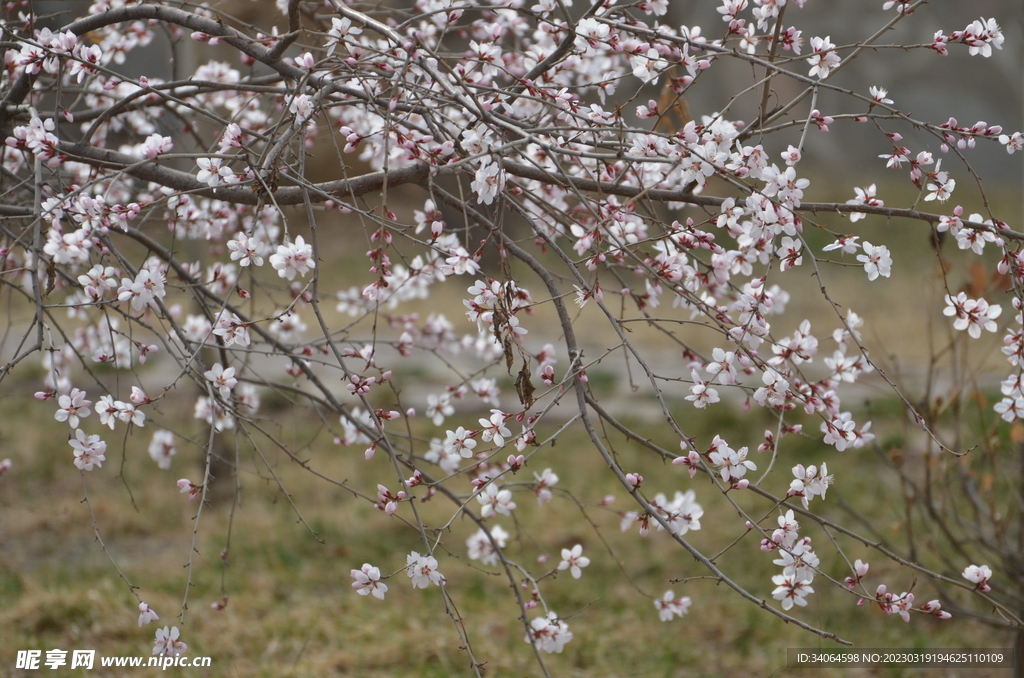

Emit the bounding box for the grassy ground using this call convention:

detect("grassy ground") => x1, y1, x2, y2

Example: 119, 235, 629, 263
1, 364, 1017, 677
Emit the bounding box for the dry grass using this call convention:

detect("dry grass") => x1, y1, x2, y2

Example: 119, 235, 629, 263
1, 371, 1017, 678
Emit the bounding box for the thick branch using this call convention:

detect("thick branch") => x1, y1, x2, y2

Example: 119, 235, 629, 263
59, 141, 431, 204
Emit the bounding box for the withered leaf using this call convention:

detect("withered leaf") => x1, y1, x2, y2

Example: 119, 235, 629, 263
45, 260, 56, 296
503, 336, 514, 373
515, 362, 535, 410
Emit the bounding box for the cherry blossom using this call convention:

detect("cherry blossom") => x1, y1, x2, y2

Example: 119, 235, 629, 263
943, 293, 1001, 338
177, 478, 201, 501
960, 18, 1004, 58
69, 429, 106, 471
148, 430, 176, 470
924, 168, 955, 202
654, 590, 692, 621
706, 347, 737, 384
443, 427, 477, 458
575, 17, 610, 51
470, 378, 501, 407
8, 117, 61, 166
406, 551, 444, 589
204, 363, 237, 399
117, 268, 166, 312
772, 509, 801, 549
921, 600, 953, 619
999, 131, 1024, 154
134, 133, 173, 159
772, 573, 814, 610
227, 233, 266, 267
138, 602, 159, 627
442, 247, 481, 277
822, 414, 857, 451
478, 482, 517, 518
54, 388, 91, 428
994, 396, 1024, 422
844, 559, 870, 590
631, 48, 667, 84
479, 409, 511, 448
845, 185, 882, 222
773, 539, 820, 582
194, 397, 234, 432
672, 449, 702, 478
289, 93, 314, 121
195, 157, 237, 187
326, 16, 361, 55
351, 563, 388, 599
892, 591, 915, 622
376, 484, 406, 514
707, 436, 756, 482
525, 612, 573, 653
212, 311, 250, 347
466, 525, 510, 566
962, 564, 993, 592
0, 2, 1017, 665
883, 0, 912, 12
269, 236, 315, 280
753, 369, 789, 408
856, 242, 892, 281
686, 369, 720, 409
471, 161, 504, 205
534, 468, 559, 504
781, 145, 802, 166
96, 395, 119, 430
806, 36, 840, 78
557, 544, 590, 579
789, 463, 833, 508
868, 86, 893, 105
717, 0, 749, 22
426, 393, 454, 426
652, 490, 704, 536
152, 626, 187, 657
115, 400, 146, 427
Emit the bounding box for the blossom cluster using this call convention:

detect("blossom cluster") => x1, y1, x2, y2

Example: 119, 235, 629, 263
0, 0, 1018, 667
